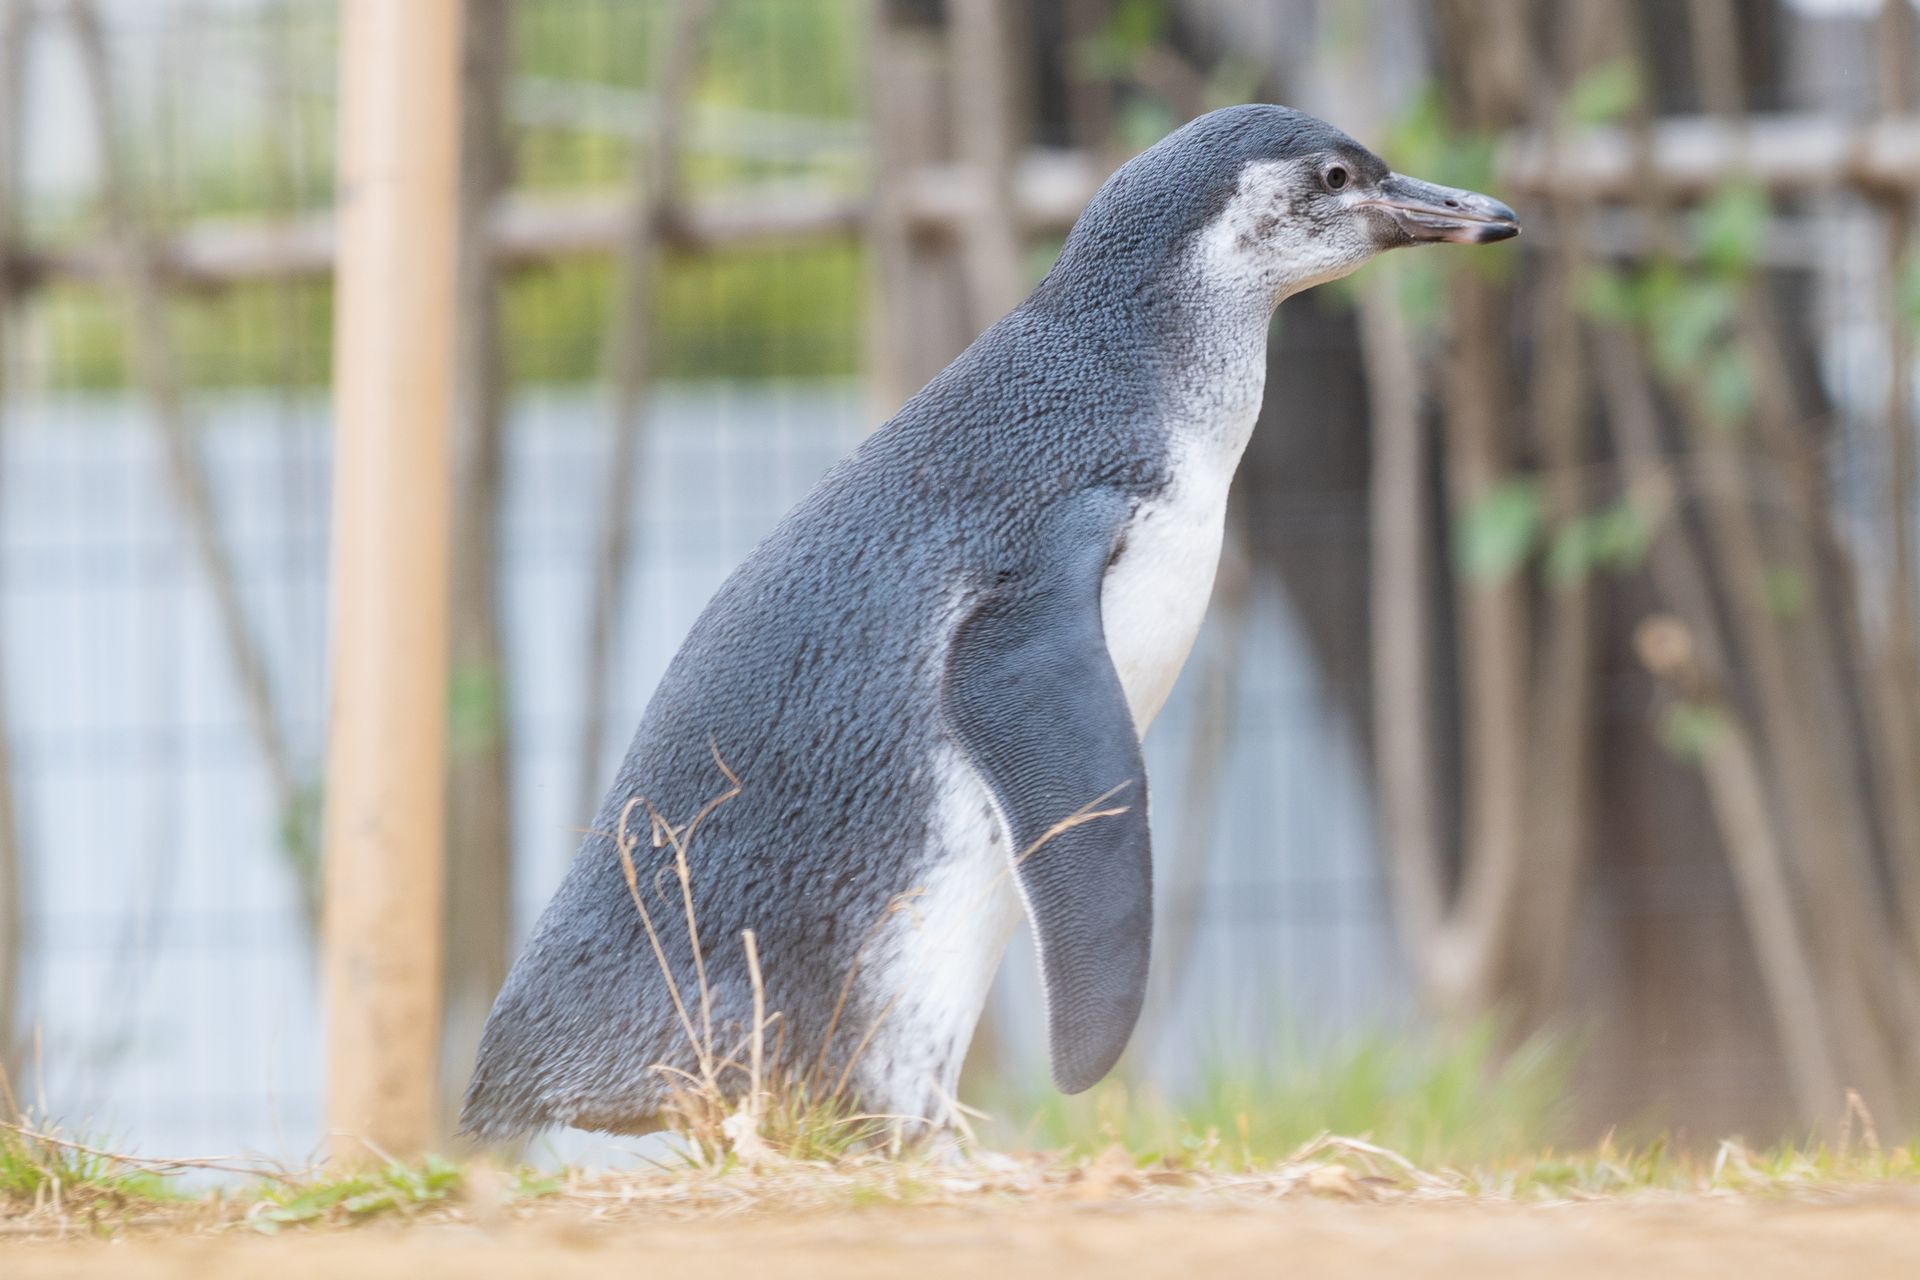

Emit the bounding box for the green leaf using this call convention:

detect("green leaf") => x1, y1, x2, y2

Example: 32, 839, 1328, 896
1202, 56, 1266, 113
1565, 58, 1642, 126
1395, 256, 1449, 331
448, 659, 505, 757
1382, 89, 1497, 194
1647, 278, 1736, 376
1071, 34, 1132, 79
1592, 501, 1658, 567
1546, 499, 1658, 587
1697, 182, 1769, 277
1764, 565, 1808, 618
1900, 255, 1920, 329
1634, 261, 1684, 312
341, 1187, 401, 1217
261, 1179, 362, 1225
278, 780, 323, 874
256, 1159, 463, 1229
1574, 267, 1639, 326
514, 1172, 564, 1200
1546, 518, 1603, 587
1110, 0, 1171, 50
1383, 88, 1448, 176
1702, 346, 1755, 428
1454, 479, 1545, 582
1074, 0, 1170, 78
1659, 701, 1731, 762
1116, 98, 1178, 152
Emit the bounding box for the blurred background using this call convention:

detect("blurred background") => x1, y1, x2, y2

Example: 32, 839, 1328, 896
2, 0, 1919, 1166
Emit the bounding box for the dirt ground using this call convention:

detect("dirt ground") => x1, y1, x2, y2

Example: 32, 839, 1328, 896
10, 1193, 1920, 1279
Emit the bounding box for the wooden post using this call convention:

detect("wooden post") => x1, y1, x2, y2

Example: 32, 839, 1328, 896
323, 0, 463, 1163
866, 1, 972, 413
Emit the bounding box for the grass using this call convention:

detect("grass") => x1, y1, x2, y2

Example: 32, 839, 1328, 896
250, 1157, 466, 1232
0, 1115, 567, 1239
990, 1023, 1575, 1168
0, 1119, 179, 1209
598, 765, 958, 1171
1474, 1137, 1920, 1198
6, 783, 1914, 1238
4, 1077, 1920, 1243
8, 950, 1916, 1238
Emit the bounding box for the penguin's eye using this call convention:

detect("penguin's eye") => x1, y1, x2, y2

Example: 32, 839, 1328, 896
1322, 164, 1350, 193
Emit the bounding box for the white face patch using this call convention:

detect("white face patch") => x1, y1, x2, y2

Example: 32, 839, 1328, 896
1189, 159, 1379, 308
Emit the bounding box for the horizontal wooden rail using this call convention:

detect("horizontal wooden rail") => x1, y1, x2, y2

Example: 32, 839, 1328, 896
6, 151, 1107, 290
22, 111, 1913, 293
1500, 112, 1920, 200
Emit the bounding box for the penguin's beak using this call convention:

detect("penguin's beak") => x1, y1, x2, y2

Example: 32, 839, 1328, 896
1361, 173, 1520, 245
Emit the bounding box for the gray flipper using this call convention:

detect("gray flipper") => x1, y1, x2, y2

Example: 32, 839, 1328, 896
940, 498, 1151, 1094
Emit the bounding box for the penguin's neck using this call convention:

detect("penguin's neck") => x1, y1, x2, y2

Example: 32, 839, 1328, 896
1031, 232, 1298, 467
1093, 280, 1272, 733
1146, 268, 1278, 469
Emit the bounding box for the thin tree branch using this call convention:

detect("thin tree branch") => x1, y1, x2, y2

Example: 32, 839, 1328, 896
1870, 0, 1920, 970
1684, 0, 1913, 1111
1327, 1, 1452, 989
1593, 325, 1844, 1122
440, 0, 517, 1137
1420, 2, 1540, 1013
68, 0, 307, 919
1511, 22, 1600, 1019
0, 0, 34, 1089
1359, 274, 1449, 971
574, 0, 714, 826
1434, 274, 1532, 1011
1880, 0, 1917, 114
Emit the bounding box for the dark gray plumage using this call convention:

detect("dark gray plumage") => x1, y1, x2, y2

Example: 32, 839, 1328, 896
462, 104, 1518, 1141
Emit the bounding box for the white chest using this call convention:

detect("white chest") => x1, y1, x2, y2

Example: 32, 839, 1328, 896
1100, 383, 1261, 734
1099, 471, 1230, 733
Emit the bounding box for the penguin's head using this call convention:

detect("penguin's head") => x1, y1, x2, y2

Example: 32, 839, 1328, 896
1056, 104, 1519, 311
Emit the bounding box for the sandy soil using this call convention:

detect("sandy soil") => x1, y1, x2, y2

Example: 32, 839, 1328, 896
10, 1193, 1920, 1279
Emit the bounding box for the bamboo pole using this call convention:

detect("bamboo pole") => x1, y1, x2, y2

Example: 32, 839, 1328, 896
322, 0, 463, 1163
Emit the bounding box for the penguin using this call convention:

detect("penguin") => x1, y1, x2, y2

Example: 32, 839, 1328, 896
462, 104, 1518, 1141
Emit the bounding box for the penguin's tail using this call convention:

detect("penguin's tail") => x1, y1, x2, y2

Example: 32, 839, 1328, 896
457, 942, 674, 1142
457, 1017, 549, 1143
